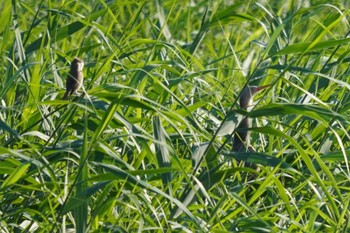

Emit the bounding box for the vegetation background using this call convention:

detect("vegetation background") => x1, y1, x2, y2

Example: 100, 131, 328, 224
1, 0, 350, 232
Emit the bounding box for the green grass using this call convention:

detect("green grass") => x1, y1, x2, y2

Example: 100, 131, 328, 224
1, 0, 350, 232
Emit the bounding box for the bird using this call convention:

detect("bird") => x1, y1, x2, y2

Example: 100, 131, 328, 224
62, 57, 84, 100
232, 85, 270, 152
172, 85, 270, 219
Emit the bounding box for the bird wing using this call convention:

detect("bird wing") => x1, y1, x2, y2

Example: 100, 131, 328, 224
217, 111, 244, 136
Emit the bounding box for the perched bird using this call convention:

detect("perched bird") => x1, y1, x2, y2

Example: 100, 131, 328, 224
171, 85, 270, 219
232, 85, 270, 152
62, 57, 84, 100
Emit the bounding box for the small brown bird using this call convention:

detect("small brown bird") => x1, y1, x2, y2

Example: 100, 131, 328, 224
62, 57, 84, 100
232, 85, 270, 152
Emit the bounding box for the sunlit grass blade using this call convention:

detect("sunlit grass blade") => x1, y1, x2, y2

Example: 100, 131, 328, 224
153, 115, 172, 194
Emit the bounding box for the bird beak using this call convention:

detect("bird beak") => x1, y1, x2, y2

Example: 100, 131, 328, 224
256, 85, 271, 92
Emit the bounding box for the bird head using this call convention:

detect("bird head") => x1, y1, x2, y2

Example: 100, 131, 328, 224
239, 85, 270, 109
71, 57, 84, 72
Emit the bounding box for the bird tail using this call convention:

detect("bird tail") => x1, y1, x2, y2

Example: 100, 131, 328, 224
62, 91, 69, 100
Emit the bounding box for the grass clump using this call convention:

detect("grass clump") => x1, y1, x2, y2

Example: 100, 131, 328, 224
0, 0, 350, 232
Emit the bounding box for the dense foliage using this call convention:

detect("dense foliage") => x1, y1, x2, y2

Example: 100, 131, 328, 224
1, 0, 350, 232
